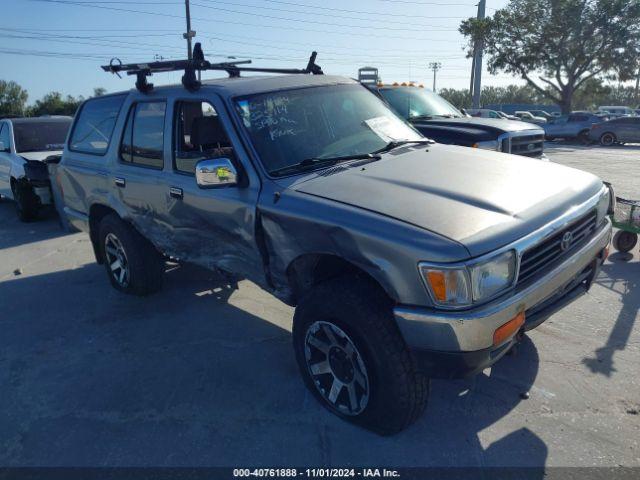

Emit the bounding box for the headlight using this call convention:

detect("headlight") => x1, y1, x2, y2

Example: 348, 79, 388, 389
420, 250, 517, 308
472, 140, 500, 151
469, 250, 516, 302
596, 186, 611, 225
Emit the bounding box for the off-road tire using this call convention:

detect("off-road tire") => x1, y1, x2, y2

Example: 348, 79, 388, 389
98, 213, 164, 295
292, 275, 429, 435
600, 132, 616, 147
11, 180, 39, 222
612, 230, 638, 253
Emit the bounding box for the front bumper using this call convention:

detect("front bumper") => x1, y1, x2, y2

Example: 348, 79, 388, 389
394, 219, 612, 378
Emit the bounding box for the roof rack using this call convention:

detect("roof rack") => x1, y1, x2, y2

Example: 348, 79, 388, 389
102, 43, 323, 93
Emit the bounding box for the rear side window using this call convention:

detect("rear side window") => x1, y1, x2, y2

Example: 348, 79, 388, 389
69, 95, 126, 155
120, 101, 166, 169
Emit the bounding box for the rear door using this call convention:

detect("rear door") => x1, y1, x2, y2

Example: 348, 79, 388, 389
110, 95, 170, 249
158, 94, 264, 283
0, 121, 12, 197
614, 118, 635, 142
626, 117, 640, 142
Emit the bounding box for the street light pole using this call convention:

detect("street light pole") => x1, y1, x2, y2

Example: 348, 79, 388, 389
471, 0, 486, 108
183, 0, 195, 60
429, 62, 442, 92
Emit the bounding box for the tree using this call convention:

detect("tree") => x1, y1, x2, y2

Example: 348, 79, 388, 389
460, 0, 640, 113
28, 92, 84, 117
438, 88, 471, 109
93, 87, 107, 97
0, 80, 28, 116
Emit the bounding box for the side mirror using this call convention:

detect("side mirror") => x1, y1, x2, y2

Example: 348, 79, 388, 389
195, 158, 238, 188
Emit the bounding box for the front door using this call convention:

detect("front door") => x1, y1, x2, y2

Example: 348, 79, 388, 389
158, 95, 264, 285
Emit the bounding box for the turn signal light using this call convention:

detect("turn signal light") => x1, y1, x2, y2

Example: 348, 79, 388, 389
493, 312, 525, 346
426, 271, 446, 301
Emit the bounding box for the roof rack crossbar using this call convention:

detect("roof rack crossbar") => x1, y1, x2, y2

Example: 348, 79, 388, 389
102, 44, 323, 93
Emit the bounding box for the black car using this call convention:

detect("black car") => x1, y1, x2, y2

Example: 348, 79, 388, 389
368, 83, 546, 159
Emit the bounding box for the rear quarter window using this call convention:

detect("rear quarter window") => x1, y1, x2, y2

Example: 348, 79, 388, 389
69, 94, 126, 155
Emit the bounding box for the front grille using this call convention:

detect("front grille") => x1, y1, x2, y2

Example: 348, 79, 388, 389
517, 210, 597, 286
509, 134, 545, 157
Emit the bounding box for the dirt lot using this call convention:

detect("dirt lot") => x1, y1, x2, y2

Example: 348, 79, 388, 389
0, 144, 638, 468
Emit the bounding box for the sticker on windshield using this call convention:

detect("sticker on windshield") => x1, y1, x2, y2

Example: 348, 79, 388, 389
364, 116, 409, 142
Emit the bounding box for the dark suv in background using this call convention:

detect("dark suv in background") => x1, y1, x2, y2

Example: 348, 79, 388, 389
359, 75, 546, 159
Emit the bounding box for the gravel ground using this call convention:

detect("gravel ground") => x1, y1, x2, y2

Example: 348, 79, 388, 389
0, 145, 638, 470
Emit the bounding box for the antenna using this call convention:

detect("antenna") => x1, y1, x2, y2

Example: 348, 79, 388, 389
103, 45, 323, 94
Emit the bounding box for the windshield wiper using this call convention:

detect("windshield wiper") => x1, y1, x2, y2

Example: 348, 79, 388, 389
410, 114, 459, 121
269, 152, 381, 176
372, 139, 434, 154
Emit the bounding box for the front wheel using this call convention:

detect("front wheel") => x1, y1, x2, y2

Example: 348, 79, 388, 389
292, 276, 429, 435
98, 213, 164, 295
612, 230, 638, 253
12, 180, 39, 222
600, 132, 616, 146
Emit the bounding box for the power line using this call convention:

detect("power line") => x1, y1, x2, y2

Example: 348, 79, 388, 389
31, 0, 467, 41
194, 0, 465, 26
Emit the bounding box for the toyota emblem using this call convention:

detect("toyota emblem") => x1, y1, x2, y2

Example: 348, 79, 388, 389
560, 231, 573, 251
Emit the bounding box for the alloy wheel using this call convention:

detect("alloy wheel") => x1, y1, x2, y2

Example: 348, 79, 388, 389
600, 133, 615, 146
304, 321, 370, 416
104, 233, 130, 287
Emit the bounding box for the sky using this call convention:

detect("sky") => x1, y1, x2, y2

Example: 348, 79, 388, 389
1, 0, 517, 103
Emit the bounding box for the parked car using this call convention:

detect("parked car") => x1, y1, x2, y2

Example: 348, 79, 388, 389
515, 111, 547, 124
597, 106, 634, 117
544, 112, 608, 143
496, 110, 519, 120
466, 108, 504, 119
0, 116, 72, 221
54, 68, 612, 434
367, 84, 546, 158
529, 110, 555, 121
590, 116, 640, 146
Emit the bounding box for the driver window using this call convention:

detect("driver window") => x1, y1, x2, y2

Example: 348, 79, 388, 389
174, 100, 234, 174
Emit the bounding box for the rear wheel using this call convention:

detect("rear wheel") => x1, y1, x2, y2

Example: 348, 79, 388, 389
578, 130, 591, 144
612, 230, 638, 253
600, 132, 616, 146
98, 213, 164, 295
293, 275, 429, 435
11, 180, 39, 222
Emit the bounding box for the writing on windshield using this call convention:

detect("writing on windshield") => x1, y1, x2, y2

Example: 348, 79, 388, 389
235, 84, 421, 176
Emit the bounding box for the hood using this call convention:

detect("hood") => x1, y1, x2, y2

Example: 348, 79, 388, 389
19, 150, 63, 162
291, 144, 602, 257
412, 117, 541, 134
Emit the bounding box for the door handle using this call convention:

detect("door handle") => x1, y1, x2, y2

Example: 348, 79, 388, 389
115, 177, 126, 188
169, 186, 183, 199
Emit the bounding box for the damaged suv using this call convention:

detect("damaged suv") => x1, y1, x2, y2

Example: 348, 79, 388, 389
54, 68, 612, 434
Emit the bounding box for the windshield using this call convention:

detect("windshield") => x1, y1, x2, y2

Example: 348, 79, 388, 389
235, 84, 422, 176
13, 120, 71, 153
378, 87, 462, 120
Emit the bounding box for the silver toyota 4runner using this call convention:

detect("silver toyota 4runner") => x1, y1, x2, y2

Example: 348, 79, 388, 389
53, 58, 612, 434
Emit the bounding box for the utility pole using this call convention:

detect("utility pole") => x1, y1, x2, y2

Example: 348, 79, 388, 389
183, 0, 195, 60
429, 62, 442, 92
471, 0, 486, 108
